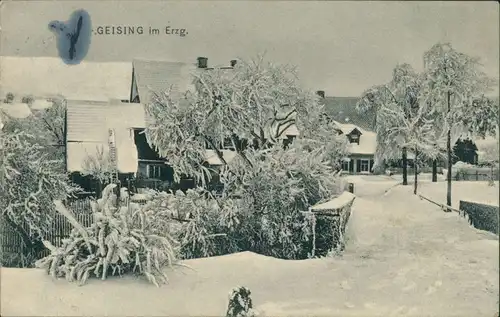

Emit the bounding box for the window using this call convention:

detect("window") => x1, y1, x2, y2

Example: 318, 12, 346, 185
147, 165, 162, 179
360, 160, 369, 172
223, 137, 235, 150
283, 136, 295, 149
349, 134, 359, 144
341, 160, 350, 171
205, 139, 215, 149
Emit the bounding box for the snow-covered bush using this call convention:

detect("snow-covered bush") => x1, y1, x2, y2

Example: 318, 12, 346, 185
145, 143, 343, 261
453, 161, 475, 170
142, 188, 240, 259
80, 146, 114, 189
143, 55, 348, 260
35, 184, 179, 286
1, 128, 79, 262
217, 140, 342, 260
226, 286, 259, 317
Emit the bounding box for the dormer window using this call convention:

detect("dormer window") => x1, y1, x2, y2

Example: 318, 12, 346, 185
347, 128, 362, 144
349, 134, 359, 144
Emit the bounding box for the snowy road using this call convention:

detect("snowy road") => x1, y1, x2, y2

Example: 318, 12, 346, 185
1, 176, 498, 316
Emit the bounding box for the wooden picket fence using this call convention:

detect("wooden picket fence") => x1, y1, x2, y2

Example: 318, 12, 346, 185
1, 197, 150, 262
0, 199, 94, 260
453, 169, 500, 181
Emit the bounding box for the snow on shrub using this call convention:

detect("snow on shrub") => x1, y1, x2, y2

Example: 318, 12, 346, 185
142, 55, 349, 260
453, 161, 475, 170
140, 188, 240, 259
226, 286, 259, 317
216, 141, 343, 260
35, 184, 179, 287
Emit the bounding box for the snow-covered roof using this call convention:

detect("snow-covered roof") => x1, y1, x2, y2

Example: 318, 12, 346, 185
66, 103, 146, 142
475, 136, 497, 150
348, 130, 377, 155
30, 99, 53, 110
333, 121, 360, 135
333, 120, 376, 155
0, 103, 32, 119
132, 59, 197, 104
205, 150, 238, 166
66, 102, 244, 172
251, 122, 300, 140
321, 96, 374, 130
0, 57, 132, 101
282, 124, 300, 137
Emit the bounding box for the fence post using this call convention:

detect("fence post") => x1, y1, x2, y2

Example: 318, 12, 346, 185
348, 183, 354, 194
476, 170, 478, 181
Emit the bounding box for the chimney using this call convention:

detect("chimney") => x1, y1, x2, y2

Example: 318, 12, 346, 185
316, 90, 325, 99
230, 59, 237, 67
197, 57, 208, 69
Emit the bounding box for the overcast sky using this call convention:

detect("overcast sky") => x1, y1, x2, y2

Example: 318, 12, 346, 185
1, 1, 498, 97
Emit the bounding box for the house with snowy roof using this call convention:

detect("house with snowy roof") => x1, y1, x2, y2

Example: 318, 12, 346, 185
317, 91, 498, 171
0, 56, 132, 103
127, 57, 300, 178
64, 100, 243, 193
314, 91, 376, 173
332, 119, 377, 174
64, 56, 302, 193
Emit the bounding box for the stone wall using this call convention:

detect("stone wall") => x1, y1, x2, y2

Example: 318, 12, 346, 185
309, 191, 356, 257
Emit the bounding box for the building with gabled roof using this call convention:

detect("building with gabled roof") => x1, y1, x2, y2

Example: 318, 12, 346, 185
66, 102, 146, 175
319, 95, 377, 131
65, 101, 242, 194
331, 119, 376, 174
0, 56, 132, 102
130, 59, 198, 104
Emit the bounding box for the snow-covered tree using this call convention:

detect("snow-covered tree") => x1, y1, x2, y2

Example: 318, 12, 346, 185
357, 63, 437, 185
81, 145, 114, 195
218, 139, 345, 259
0, 129, 79, 260
145, 55, 348, 187
145, 55, 349, 259
478, 138, 500, 167
21, 95, 35, 105
3, 92, 14, 104
2, 97, 66, 161
226, 286, 259, 317
36, 184, 179, 287
421, 43, 498, 207
375, 88, 447, 194
31, 97, 66, 148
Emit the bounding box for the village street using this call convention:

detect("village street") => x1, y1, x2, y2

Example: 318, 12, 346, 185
2, 176, 498, 317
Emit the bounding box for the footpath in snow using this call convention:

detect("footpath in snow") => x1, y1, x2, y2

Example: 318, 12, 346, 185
1, 176, 498, 317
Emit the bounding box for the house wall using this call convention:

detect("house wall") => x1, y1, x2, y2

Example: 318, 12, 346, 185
137, 163, 148, 178
343, 155, 375, 174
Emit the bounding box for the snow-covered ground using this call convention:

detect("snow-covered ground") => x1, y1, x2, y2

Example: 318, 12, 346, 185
343, 174, 400, 198
1, 176, 498, 316
418, 180, 499, 208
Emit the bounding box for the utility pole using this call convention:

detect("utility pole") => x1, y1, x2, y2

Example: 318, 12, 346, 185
446, 90, 452, 209
63, 99, 68, 174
